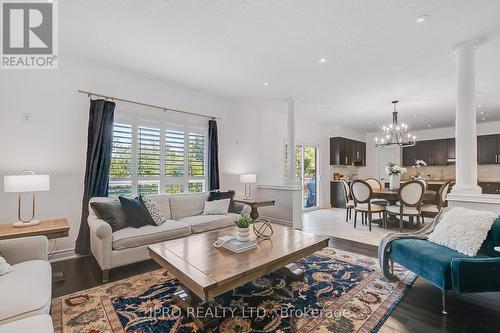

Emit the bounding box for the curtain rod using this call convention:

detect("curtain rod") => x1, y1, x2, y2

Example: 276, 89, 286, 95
78, 90, 218, 120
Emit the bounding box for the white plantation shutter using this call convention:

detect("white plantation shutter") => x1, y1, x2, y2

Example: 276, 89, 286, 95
188, 132, 206, 177
107, 117, 207, 196
165, 130, 185, 177
109, 123, 133, 197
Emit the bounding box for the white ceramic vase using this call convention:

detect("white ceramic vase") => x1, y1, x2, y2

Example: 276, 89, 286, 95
389, 174, 400, 190
236, 227, 250, 242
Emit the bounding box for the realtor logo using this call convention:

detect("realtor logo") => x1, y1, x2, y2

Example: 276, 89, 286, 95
1, 0, 58, 69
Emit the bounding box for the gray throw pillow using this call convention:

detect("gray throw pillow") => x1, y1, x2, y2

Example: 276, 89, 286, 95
90, 199, 128, 232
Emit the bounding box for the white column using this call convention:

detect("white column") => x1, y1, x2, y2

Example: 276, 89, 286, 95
451, 40, 482, 195
286, 99, 297, 185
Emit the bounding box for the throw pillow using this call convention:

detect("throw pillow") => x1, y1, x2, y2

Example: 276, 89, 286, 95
139, 195, 168, 226
90, 199, 128, 232
428, 207, 498, 256
118, 196, 154, 228
203, 199, 231, 215
0, 254, 13, 276
209, 190, 235, 212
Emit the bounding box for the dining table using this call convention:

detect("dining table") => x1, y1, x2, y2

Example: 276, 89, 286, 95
371, 188, 437, 229
372, 188, 437, 205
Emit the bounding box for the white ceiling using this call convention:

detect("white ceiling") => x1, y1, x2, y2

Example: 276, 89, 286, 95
61, 0, 500, 132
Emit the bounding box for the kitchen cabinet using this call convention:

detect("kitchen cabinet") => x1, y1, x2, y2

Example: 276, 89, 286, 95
416, 141, 432, 164
403, 138, 449, 166
430, 139, 447, 166
402, 145, 416, 166
446, 138, 455, 164
478, 134, 500, 165
479, 182, 500, 194
330, 181, 348, 207
330, 137, 366, 166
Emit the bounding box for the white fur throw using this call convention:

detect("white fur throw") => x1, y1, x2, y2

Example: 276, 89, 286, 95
428, 207, 497, 256
0, 254, 13, 276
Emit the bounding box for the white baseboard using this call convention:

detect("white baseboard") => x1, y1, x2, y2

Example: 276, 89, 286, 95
48, 247, 85, 263
261, 215, 293, 227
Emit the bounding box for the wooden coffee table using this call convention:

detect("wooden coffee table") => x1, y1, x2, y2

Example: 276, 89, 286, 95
148, 224, 329, 329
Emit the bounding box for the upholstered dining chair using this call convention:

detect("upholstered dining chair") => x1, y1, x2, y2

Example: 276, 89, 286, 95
385, 180, 425, 232
365, 177, 389, 208
350, 180, 386, 231
420, 180, 453, 221
340, 179, 354, 222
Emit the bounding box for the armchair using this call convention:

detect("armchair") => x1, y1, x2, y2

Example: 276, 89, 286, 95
388, 216, 500, 315
0, 236, 53, 332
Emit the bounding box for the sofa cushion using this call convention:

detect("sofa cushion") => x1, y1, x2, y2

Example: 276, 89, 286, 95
119, 196, 154, 228
209, 190, 235, 212
389, 238, 469, 290
0, 260, 51, 324
179, 213, 238, 233
112, 221, 191, 250
149, 195, 172, 220
169, 193, 209, 220
0, 314, 53, 333
90, 199, 128, 232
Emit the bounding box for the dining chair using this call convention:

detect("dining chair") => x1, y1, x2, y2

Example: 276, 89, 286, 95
420, 180, 453, 221
340, 179, 354, 222
417, 178, 428, 190
385, 180, 425, 232
365, 177, 389, 207
350, 180, 386, 231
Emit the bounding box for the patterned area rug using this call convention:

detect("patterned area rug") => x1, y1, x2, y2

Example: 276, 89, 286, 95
51, 248, 416, 333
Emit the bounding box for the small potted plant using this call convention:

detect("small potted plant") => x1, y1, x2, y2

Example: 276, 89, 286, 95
385, 162, 407, 190
233, 213, 253, 242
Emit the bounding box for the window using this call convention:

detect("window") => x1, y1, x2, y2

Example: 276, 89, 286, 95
108, 119, 207, 197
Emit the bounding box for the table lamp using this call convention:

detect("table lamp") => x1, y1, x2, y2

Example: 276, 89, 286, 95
4, 170, 50, 227
240, 173, 256, 199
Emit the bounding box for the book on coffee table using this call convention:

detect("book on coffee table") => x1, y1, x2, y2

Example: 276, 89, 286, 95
216, 235, 257, 253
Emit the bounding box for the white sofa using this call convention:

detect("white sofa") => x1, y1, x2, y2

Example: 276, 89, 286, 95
89, 192, 251, 282
0, 236, 53, 333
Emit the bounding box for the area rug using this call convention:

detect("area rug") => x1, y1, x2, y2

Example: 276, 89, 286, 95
51, 248, 416, 333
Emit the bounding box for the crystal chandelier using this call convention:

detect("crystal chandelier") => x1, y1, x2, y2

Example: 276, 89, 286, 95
375, 100, 416, 148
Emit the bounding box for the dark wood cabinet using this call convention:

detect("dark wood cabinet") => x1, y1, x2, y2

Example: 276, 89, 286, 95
330, 137, 366, 166
402, 145, 416, 166
416, 141, 432, 164
330, 181, 348, 207
478, 134, 500, 165
430, 139, 447, 166
446, 138, 455, 164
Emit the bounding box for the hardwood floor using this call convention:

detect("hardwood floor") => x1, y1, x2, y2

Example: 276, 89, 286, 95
52, 236, 500, 333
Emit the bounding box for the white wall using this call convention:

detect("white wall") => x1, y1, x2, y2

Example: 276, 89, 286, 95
364, 120, 500, 177
0, 56, 232, 255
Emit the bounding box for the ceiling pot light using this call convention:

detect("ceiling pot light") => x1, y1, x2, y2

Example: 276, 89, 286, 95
416, 14, 430, 23
481, 117, 488, 121
263, 82, 269, 86
477, 104, 483, 108
318, 58, 327, 63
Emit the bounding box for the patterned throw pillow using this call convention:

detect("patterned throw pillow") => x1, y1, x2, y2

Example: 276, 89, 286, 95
139, 196, 168, 226
0, 253, 13, 276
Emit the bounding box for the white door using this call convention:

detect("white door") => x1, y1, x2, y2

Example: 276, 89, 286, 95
377, 146, 402, 186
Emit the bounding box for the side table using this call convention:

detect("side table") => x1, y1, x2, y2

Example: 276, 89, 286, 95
233, 198, 275, 220
0, 218, 70, 281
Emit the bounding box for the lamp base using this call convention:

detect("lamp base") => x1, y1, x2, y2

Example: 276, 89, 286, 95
13, 220, 40, 228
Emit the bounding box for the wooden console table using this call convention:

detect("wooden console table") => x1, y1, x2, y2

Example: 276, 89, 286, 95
0, 218, 70, 281
233, 198, 275, 220
0, 218, 70, 240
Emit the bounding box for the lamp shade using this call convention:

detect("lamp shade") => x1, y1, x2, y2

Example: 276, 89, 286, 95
240, 174, 256, 184
4, 175, 50, 193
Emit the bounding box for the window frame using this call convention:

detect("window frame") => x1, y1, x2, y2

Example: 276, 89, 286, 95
108, 115, 208, 197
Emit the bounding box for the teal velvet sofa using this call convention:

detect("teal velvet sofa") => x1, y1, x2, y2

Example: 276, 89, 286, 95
388, 216, 500, 314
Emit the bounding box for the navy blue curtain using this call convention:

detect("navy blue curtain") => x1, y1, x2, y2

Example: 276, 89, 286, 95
75, 99, 115, 255
208, 119, 220, 191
